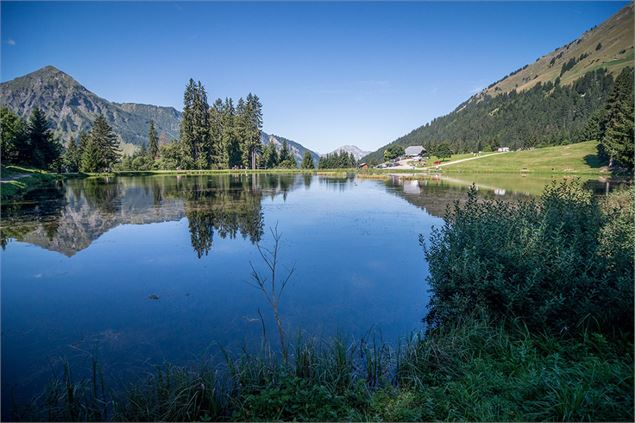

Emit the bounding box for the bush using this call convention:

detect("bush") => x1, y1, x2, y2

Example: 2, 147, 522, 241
423, 181, 634, 335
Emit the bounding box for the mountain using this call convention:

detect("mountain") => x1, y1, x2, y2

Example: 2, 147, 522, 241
0, 66, 181, 147
323, 145, 370, 161
0, 66, 319, 162
362, 4, 634, 164
261, 133, 320, 164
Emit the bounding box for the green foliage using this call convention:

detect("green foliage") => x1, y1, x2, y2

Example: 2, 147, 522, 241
319, 151, 357, 169
63, 136, 81, 172
27, 108, 63, 170
301, 151, 315, 169
364, 68, 619, 163
180, 79, 211, 168
148, 120, 159, 160
430, 142, 452, 160
0, 107, 28, 164
423, 181, 634, 335
261, 142, 279, 169
383, 145, 405, 161
238, 93, 263, 169
599, 67, 634, 170
79, 116, 121, 172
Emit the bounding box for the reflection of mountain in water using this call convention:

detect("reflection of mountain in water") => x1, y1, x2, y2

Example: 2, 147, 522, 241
1, 174, 302, 257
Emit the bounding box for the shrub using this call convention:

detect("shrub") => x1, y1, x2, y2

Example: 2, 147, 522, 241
423, 181, 634, 335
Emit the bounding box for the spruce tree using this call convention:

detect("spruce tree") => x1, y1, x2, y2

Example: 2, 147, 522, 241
261, 141, 278, 169
194, 81, 211, 168
83, 115, 120, 172
601, 67, 634, 170
209, 99, 224, 167
301, 151, 315, 169
148, 120, 159, 159
220, 98, 241, 168
236, 97, 248, 166
244, 94, 263, 169
63, 136, 81, 172
27, 108, 62, 169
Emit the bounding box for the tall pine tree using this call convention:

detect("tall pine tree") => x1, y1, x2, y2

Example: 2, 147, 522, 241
600, 67, 634, 170
148, 120, 159, 159
27, 108, 62, 169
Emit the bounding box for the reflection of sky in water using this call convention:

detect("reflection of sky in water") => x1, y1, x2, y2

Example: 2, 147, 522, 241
0, 173, 612, 409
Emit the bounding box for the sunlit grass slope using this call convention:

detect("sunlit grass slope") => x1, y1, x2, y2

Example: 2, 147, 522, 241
443, 141, 608, 175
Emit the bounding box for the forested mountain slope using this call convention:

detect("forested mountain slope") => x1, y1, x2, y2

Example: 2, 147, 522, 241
362, 4, 634, 164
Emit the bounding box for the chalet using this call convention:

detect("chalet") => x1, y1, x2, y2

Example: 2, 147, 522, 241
404, 146, 426, 157
358, 162, 369, 170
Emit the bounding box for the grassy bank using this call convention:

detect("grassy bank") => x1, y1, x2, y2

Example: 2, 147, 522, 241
0, 166, 63, 201
12, 182, 634, 422
441, 141, 609, 175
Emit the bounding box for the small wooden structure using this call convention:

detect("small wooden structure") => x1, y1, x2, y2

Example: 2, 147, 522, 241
358, 162, 369, 170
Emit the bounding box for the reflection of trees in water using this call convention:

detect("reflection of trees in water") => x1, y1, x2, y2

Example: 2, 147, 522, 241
1, 180, 67, 249
182, 176, 263, 258
319, 175, 356, 192
1, 173, 326, 257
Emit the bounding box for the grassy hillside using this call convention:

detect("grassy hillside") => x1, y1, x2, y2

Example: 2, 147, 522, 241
362, 4, 634, 164
482, 4, 634, 97
442, 141, 608, 175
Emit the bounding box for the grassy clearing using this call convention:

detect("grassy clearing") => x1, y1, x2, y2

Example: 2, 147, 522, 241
0, 166, 62, 201
441, 141, 609, 175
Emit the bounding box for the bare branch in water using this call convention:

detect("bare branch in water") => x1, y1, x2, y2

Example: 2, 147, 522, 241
249, 223, 294, 364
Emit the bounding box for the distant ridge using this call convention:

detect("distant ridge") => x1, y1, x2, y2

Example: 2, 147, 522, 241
323, 145, 370, 161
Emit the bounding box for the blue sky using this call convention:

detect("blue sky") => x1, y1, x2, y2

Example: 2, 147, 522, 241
1, 1, 627, 153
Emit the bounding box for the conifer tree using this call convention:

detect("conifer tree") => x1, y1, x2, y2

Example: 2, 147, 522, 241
279, 140, 291, 163
600, 67, 634, 170
80, 115, 120, 172
194, 81, 211, 168
27, 108, 62, 169
220, 98, 241, 168
209, 99, 224, 167
63, 136, 81, 172
244, 93, 263, 169
148, 120, 159, 159
180, 79, 197, 165
261, 141, 279, 169
301, 151, 315, 169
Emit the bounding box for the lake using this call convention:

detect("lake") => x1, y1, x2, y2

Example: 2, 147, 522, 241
0, 172, 614, 412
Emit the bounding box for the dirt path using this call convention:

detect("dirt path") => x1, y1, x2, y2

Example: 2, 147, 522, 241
384, 152, 506, 170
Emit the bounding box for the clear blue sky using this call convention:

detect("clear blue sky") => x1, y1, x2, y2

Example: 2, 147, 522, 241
1, 1, 627, 153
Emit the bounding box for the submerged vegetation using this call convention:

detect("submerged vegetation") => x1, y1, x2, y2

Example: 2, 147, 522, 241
12, 181, 634, 422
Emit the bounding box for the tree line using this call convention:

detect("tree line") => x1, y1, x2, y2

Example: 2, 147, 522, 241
317, 151, 357, 169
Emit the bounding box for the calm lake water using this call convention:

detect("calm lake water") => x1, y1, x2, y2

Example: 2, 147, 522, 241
0, 173, 614, 411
